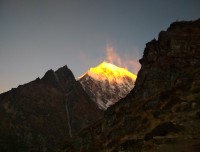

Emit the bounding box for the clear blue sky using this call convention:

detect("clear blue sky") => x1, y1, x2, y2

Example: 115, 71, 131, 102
0, 0, 199, 93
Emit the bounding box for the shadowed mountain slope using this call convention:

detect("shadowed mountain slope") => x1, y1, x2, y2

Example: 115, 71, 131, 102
61, 19, 200, 152
0, 65, 103, 152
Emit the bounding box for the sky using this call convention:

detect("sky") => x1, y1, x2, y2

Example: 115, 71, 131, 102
0, 0, 200, 93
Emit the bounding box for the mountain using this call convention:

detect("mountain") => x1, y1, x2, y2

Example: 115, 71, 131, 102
0, 65, 103, 152
78, 61, 137, 110
61, 19, 200, 152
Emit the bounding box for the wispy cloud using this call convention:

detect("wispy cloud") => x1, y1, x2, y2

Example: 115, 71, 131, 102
78, 45, 141, 76
105, 45, 141, 75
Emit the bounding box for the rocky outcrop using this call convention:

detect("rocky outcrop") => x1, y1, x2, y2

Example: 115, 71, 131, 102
0, 66, 103, 152
62, 19, 200, 152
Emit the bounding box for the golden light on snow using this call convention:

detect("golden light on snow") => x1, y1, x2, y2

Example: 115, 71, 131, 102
86, 61, 137, 83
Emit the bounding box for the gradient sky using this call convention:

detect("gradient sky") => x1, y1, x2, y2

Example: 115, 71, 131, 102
0, 0, 200, 93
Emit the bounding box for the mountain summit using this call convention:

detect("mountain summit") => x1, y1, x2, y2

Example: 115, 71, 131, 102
78, 61, 137, 110
0, 65, 103, 152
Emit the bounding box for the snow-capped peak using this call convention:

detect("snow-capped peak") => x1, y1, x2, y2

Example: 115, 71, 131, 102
80, 61, 137, 82
78, 62, 137, 110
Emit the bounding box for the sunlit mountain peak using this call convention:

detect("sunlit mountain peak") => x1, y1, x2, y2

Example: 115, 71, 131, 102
78, 61, 137, 109
86, 61, 137, 83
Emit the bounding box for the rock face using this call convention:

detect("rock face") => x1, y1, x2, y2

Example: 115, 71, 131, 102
62, 19, 200, 152
78, 62, 137, 110
0, 66, 103, 152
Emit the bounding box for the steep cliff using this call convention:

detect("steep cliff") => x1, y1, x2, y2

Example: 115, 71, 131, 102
0, 66, 103, 152
62, 19, 200, 152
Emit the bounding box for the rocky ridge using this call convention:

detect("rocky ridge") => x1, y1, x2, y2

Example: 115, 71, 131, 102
61, 19, 200, 152
0, 65, 103, 152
